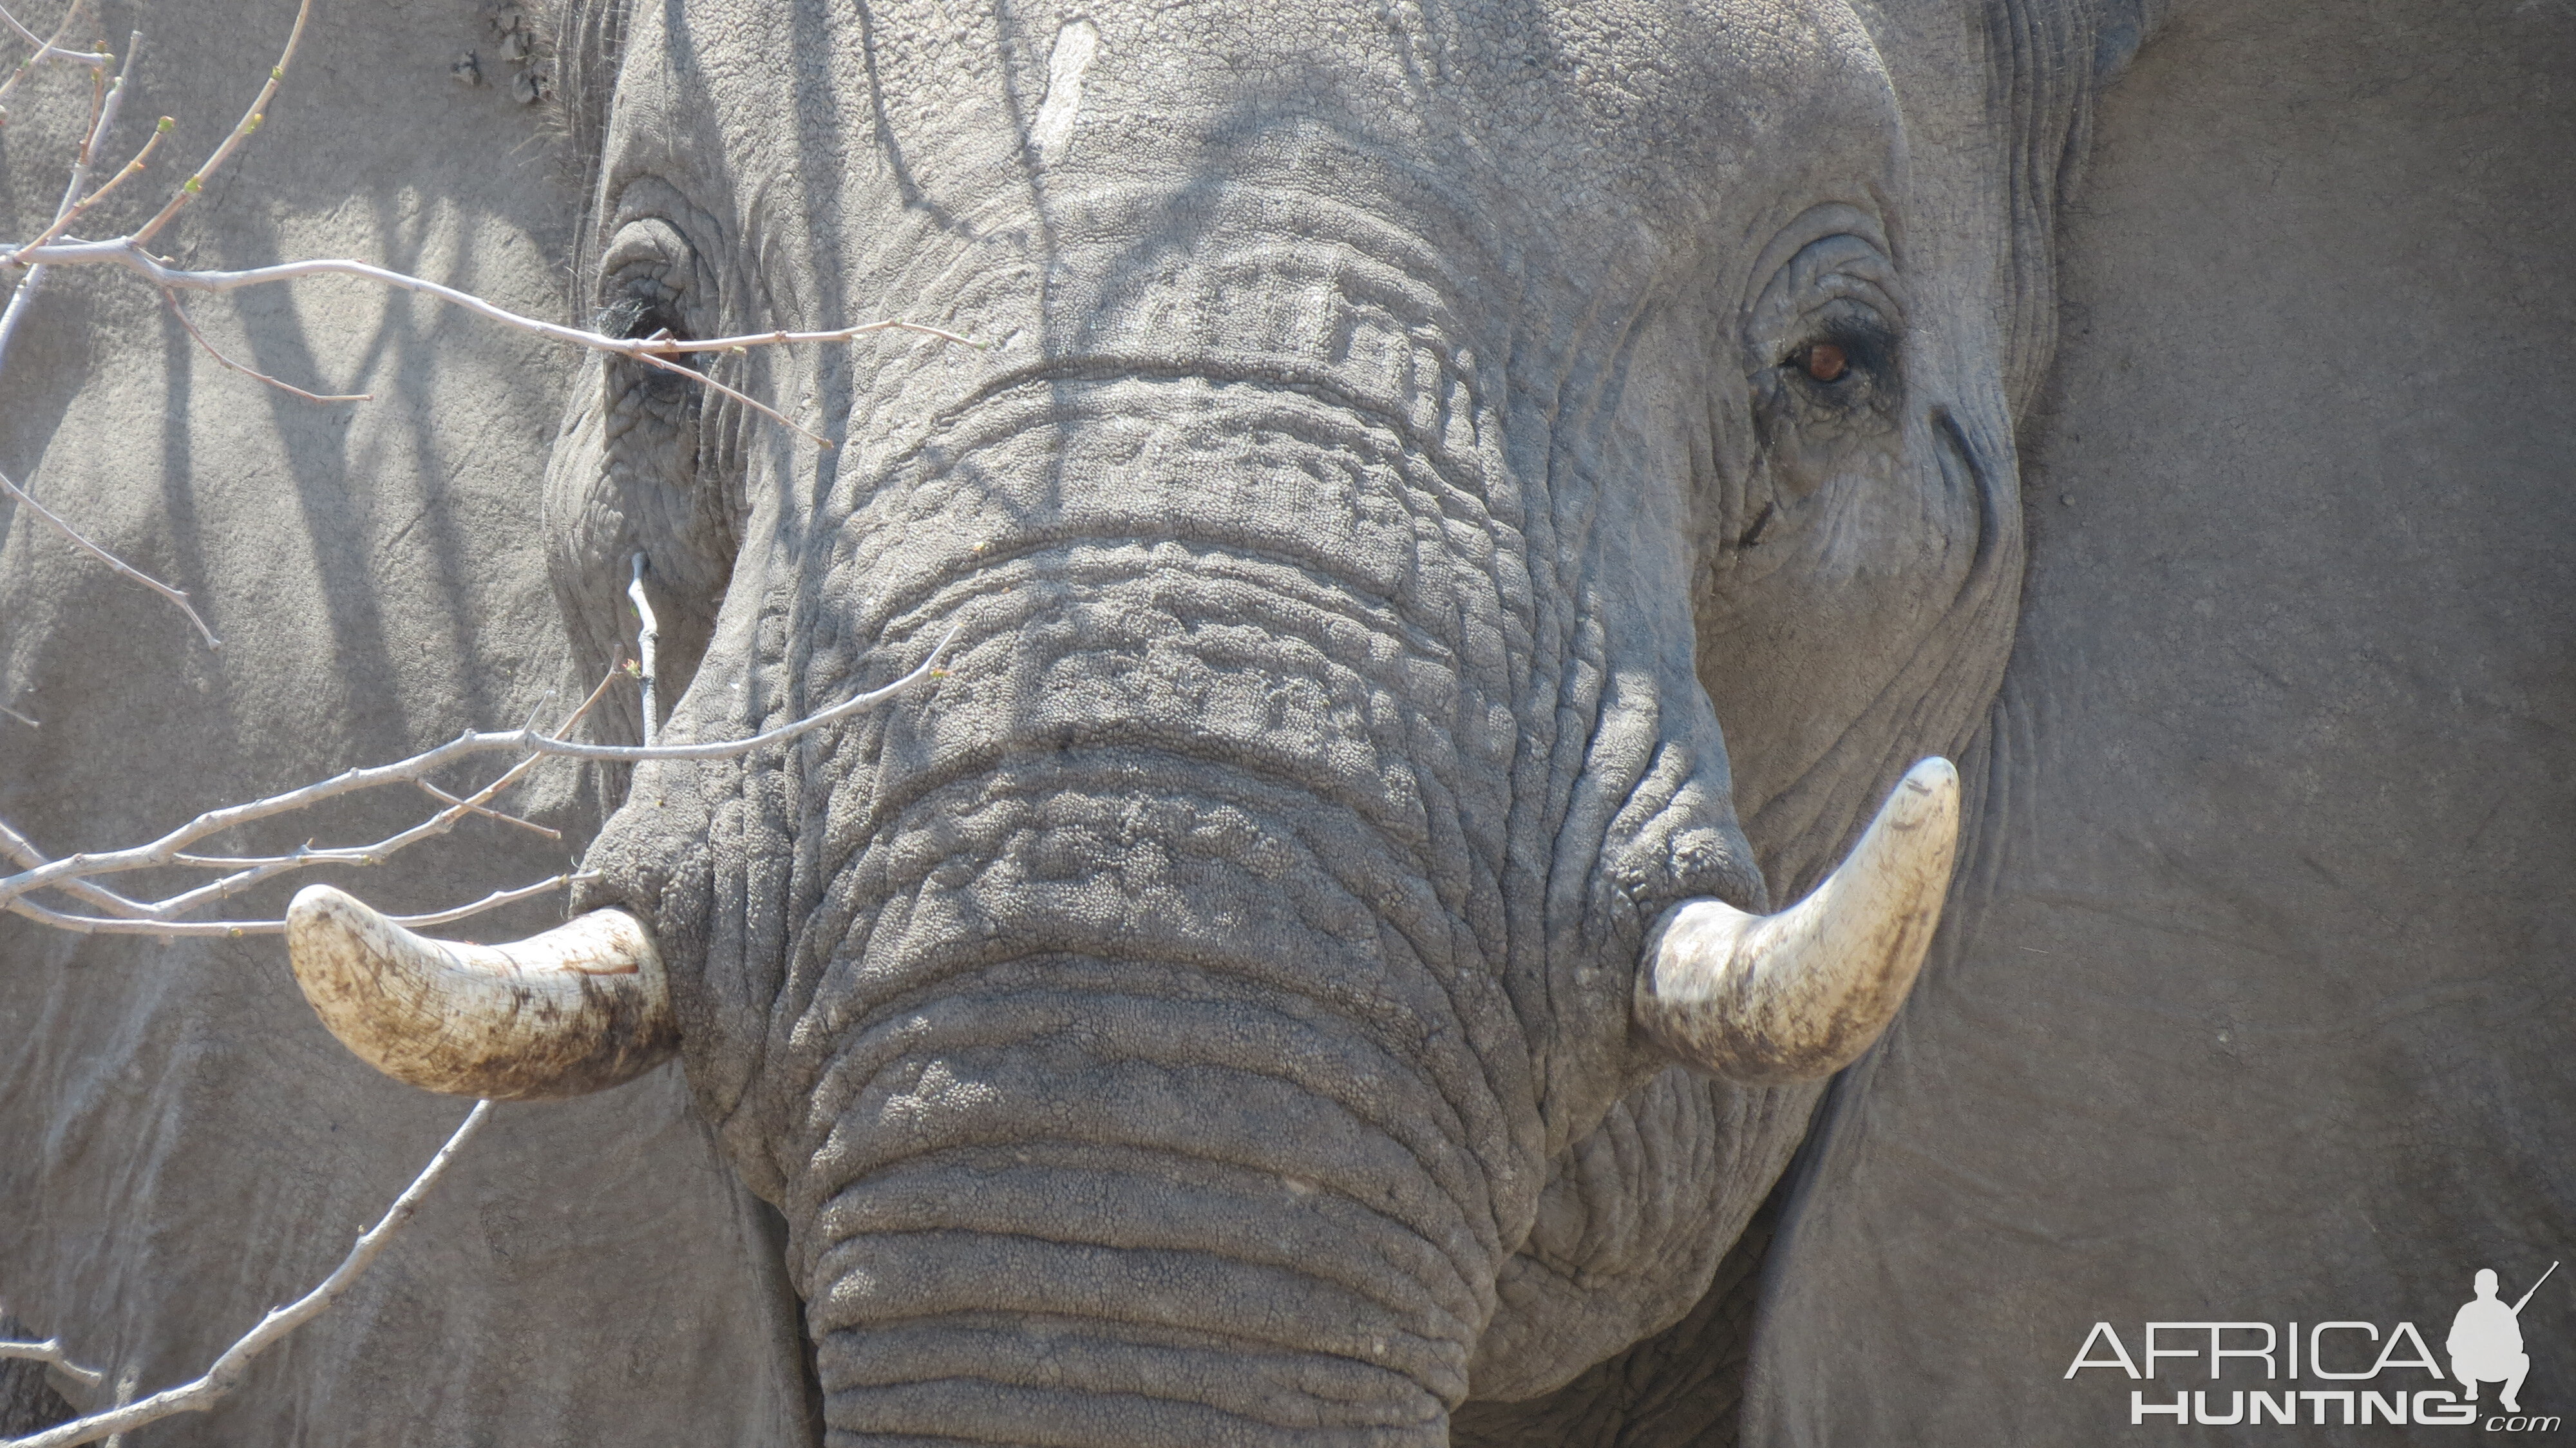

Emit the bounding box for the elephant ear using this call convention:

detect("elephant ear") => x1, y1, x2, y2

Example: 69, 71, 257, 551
0, 3, 810, 1442
1743, 1, 2576, 1442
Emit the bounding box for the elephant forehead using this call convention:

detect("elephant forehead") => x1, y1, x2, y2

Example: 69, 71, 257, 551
659, 0, 1900, 258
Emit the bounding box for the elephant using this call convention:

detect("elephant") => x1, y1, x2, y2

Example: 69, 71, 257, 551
0, 0, 2567, 1444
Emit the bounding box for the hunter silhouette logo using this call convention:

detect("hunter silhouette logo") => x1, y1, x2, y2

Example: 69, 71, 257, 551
2452, 1263, 2554, 1415
2065, 1260, 2563, 1429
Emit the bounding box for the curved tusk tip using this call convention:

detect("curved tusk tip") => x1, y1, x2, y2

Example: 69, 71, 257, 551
1870, 757, 1960, 839
281, 883, 677, 1100
285, 882, 419, 997
287, 881, 363, 930
1633, 756, 1964, 1085
287, 881, 392, 969
1895, 754, 1959, 805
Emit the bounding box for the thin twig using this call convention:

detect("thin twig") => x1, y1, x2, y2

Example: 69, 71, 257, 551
123, 672, 622, 910
0, 816, 149, 917
0, 1, 104, 71
0, 466, 222, 649
5, 872, 579, 937
0, 0, 93, 122
162, 287, 370, 403
628, 552, 659, 748
0, 1337, 102, 1393
130, 0, 309, 245
3, 668, 622, 927
0, 239, 971, 445
626, 345, 827, 447
641, 318, 980, 354
0, 22, 126, 379
0, 703, 33, 729
0, 629, 957, 916
20, 117, 169, 253
0, 669, 599, 929
61, 29, 132, 203
2, 2, 975, 448
413, 780, 560, 841
0, 1101, 491, 1448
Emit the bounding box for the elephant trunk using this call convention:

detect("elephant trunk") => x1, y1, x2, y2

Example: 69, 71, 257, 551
794, 973, 1482, 1444
714, 366, 1553, 1443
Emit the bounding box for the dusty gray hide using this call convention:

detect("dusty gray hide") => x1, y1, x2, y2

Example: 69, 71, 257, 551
1, 0, 2568, 1444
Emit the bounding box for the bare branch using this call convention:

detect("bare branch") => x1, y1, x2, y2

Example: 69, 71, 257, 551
0, 1, 93, 137
0, 466, 222, 649
61, 28, 131, 198
0, 1, 105, 77
413, 780, 560, 841
0, 671, 615, 930
162, 287, 370, 403
40, 30, 125, 234
0, 629, 957, 924
0, 24, 129, 379
130, 0, 310, 245
0, 4, 968, 942
0, 1337, 102, 1393
6, 872, 581, 937
643, 318, 980, 354
627, 345, 831, 446
2, 667, 621, 927
0, 240, 971, 445
0, 816, 149, 917
0, 227, 50, 376
0, 1101, 492, 1448
19, 116, 169, 253
0, 7, 960, 443
2, 0, 974, 458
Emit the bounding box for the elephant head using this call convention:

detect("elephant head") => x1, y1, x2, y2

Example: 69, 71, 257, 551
280, 0, 2110, 1440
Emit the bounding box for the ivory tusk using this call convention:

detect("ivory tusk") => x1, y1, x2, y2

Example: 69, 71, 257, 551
285, 884, 677, 1100
1634, 757, 1960, 1085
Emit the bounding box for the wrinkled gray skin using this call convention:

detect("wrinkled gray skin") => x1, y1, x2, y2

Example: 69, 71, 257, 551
1, 0, 2567, 1445
548, 0, 2032, 1439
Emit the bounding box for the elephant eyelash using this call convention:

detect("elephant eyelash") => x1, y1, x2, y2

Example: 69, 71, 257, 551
596, 291, 693, 348
597, 281, 704, 399
592, 294, 660, 338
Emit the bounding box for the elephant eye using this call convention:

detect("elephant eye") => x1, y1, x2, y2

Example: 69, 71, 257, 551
1775, 312, 1894, 405
598, 277, 701, 400
598, 287, 689, 348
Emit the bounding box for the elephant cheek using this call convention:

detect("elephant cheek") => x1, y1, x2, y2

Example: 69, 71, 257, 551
540, 356, 736, 757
